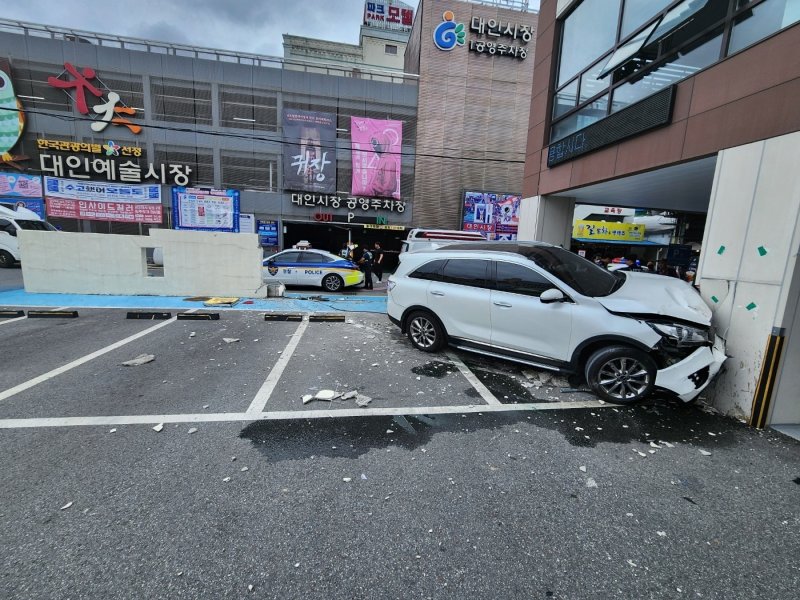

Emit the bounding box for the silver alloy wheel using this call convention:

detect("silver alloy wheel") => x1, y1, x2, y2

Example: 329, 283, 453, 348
323, 275, 342, 291
597, 357, 650, 400
409, 316, 437, 349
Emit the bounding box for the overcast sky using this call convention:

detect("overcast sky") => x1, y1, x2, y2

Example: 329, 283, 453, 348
4, 0, 539, 58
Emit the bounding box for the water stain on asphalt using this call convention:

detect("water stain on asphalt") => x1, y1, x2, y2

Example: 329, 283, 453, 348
470, 369, 539, 404
411, 361, 455, 379
239, 412, 526, 463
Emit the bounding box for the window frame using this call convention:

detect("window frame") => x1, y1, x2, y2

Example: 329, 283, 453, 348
438, 259, 492, 289
492, 260, 560, 298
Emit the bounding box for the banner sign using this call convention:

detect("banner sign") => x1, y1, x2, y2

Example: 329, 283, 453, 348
291, 193, 405, 213
238, 213, 256, 234
257, 220, 279, 247
461, 191, 520, 241
172, 187, 240, 232
351, 117, 402, 200
0, 173, 42, 198
44, 177, 162, 223
572, 219, 645, 242
0, 199, 45, 219
282, 109, 337, 194
364, 1, 414, 31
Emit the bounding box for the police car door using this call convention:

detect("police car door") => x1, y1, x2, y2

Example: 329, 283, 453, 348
297, 251, 330, 286
267, 251, 302, 285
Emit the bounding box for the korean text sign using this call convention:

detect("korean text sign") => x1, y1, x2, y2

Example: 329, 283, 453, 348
172, 187, 240, 232
351, 117, 402, 200
462, 191, 521, 241
0, 173, 42, 198
44, 177, 162, 224
572, 220, 645, 242
282, 110, 337, 194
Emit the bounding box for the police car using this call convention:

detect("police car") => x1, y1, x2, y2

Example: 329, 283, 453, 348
262, 249, 364, 292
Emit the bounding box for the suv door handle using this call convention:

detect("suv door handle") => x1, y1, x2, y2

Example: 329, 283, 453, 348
493, 301, 512, 308
430, 291, 445, 297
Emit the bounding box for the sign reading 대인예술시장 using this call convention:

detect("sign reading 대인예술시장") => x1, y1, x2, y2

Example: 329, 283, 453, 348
44, 177, 162, 223
171, 187, 240, 233
461, 191, 521, 241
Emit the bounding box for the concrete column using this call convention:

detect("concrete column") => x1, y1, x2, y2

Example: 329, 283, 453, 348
697, 130, 800, 423
518, 194, 574, 247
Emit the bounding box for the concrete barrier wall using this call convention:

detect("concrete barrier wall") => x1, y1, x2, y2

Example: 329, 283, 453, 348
19, 229, 268, 298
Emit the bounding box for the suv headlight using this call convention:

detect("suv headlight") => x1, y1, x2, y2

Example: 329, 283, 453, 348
647, 322, 710, 347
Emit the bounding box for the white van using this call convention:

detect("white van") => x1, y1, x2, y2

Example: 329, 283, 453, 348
400, 228, 487, 254
0, 205, 58, 268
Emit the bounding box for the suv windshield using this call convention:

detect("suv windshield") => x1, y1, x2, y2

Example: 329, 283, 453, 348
522, 246, 622, 297
15, 219, 57, 232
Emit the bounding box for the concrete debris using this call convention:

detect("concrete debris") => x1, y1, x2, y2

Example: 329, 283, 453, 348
355, 394, 372, 407
315, 389, 338, 401
343, 477, 352, 482
699, 450, 712, 456
60, 501, 73, 510
189, 332, 196, 338
371, 363, 379, 367
223, 477, 231, 482
240, 466, 249, 472
661, 441, 675, 448
657, 531, 667, 537
121, 354, 155, 367
649, 442, 661, 448
203, 404, 209, 409
248, 585, 254, 592
341, 391, 358, 400
188, 427, 198, 434
294, 563, 300, 568
586, 478, 598, 488
579, 466, 587, 472
223, 338, 240, 344
361, 473, 367, 480
302, 394, 314, 404
386, 429, 394, 434
109, 428, 117, 433
153, 423, 164, 432
627, 560, 637, 568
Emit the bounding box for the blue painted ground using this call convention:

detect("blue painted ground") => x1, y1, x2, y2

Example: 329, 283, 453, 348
0, 288, 387, 314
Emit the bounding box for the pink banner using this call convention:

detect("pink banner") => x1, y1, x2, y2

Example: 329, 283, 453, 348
46, 197, 163, 223
351, 117, 402, 200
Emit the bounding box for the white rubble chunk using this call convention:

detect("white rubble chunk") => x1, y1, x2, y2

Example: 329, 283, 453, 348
586, 478, 598, 488
315, 389, 337, 401
152, 423, 164, 432
579, 466, 587, 472
60, 501, 73, 510
699, 450, 712, 456
122, 354, 155, 367
223, 338, 240, 344
187, 427, 198, 434
302, 394, 314, 404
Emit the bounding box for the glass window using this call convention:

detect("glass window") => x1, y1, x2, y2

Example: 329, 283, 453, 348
299, 252, 334, 263
621, 0, 673, 38
0, 219, 14, 235
14, 219, 55, 231
494, 262, 554, 297
598, 20, 660, 78
440, 259, 490, 288
558, 0, 622, 86
410, 259, 446, 281
273, 251, 302, 263
520, 246, 621, 297
385, 44, 398, 55
553, 79, 578, 119
551, 94, 608, 142
729, 0, 800, 54
646, 0, 710, 46
611, 30, 722, 113
579, 57, 610, 103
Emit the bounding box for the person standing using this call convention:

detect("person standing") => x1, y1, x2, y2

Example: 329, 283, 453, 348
372, 242, 384, 282
359, 244, 374, 290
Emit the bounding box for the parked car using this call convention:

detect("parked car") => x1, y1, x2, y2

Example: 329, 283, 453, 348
0, 205, 58, 268
387, 242, 726, 404
400, 228, 487, 254
262, 249, 364, 292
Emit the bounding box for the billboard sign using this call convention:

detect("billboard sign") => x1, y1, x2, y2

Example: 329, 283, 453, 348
351, 117, 402, 200
572, 220, 646, 242
257, 220, 279, 247
282, 109, 336, 194
0, 173, 41, 198
462, 191, 521, 241
364, 1, 414, 31
172, 187, 240, 232
44, 177, 162, 223
432, 11, 532, 59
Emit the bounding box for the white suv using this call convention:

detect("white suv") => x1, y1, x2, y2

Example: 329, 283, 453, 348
387, 242, 726, 404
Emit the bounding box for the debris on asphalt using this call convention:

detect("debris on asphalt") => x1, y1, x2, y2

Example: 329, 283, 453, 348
586, 478, 598, 488
231, 456, 236, 462
153, 423, 164, 432
203, 404, 209, 409
371, 363, 379, 367
699, 450, 712, 456
661, 441, 675, 448
386, 429, 394, 434
341, 390, 358, 400
109, 428, 116, 434
650, 442, 661, 448
248, 585, 254, 592
121, 354, 155, 366
60, 501, 73, 510
188, 427, 198, 434
315, 389, 337, 401
579, 466, 587, 472
189, 332, 196, 338
302, 394, 314, 404
361, 473, 367, 480
294, 563, 300, 568
657, 531, 667, 537
223, 477, 231, 483
355, 394, 372, 407
240, 466, 249, 472
343, 477, 352, 482
223, 337, 240, 344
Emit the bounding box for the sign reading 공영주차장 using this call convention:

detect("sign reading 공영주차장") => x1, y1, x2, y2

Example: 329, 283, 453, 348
572, 220, 645, 242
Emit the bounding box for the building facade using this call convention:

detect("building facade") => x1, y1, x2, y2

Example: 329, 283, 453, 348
519, 0, 800, 432
0, 18, 418, 256
405, 0, 537, 235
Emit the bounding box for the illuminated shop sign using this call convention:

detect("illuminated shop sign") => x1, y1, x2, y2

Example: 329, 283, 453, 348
433, 10, 531, 59
572, 220, 645, 242
48, 62, 142, 134
364, 1, 413, 30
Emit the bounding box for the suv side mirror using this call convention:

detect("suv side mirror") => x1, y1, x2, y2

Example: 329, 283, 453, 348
540, 288, 565, 304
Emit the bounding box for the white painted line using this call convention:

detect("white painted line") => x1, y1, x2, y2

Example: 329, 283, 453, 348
446, 351, 501, 405
0, 400, 613, 429
0, 310, 191, 403
0, 305, 72, 328
246, 318, 310, 414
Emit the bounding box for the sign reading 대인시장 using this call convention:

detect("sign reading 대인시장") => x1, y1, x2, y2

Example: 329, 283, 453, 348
433, 10, 532, 59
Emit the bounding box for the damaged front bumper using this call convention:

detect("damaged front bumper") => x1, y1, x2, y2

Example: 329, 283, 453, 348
654, 335, 727, 402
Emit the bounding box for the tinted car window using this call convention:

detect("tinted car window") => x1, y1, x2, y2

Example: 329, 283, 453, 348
409, 259, 445, 281
495, 261, 554, 297
440, 259, 490, 288
15, 219, 55, 231
0, 219, 13, 234
299, 252, 334, 263
273, 251, 302, 263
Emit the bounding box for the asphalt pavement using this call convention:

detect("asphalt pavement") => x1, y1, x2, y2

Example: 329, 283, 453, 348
0, 269, 798, 599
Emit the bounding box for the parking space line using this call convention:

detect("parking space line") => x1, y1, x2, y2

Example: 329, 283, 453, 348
0, 306, 71, 328
446, 351, 501, 405
0, 309, 194, 403
246, 319, 310, 414
0, 400, 612, 429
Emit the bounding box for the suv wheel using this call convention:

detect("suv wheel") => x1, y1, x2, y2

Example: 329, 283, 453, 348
406, 310, 445, 352
584, 345, 656, 404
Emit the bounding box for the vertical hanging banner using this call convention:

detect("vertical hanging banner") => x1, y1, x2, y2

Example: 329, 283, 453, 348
351, 117, 402, 200
172, 187, 240, 232
282, 109, 337, 193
